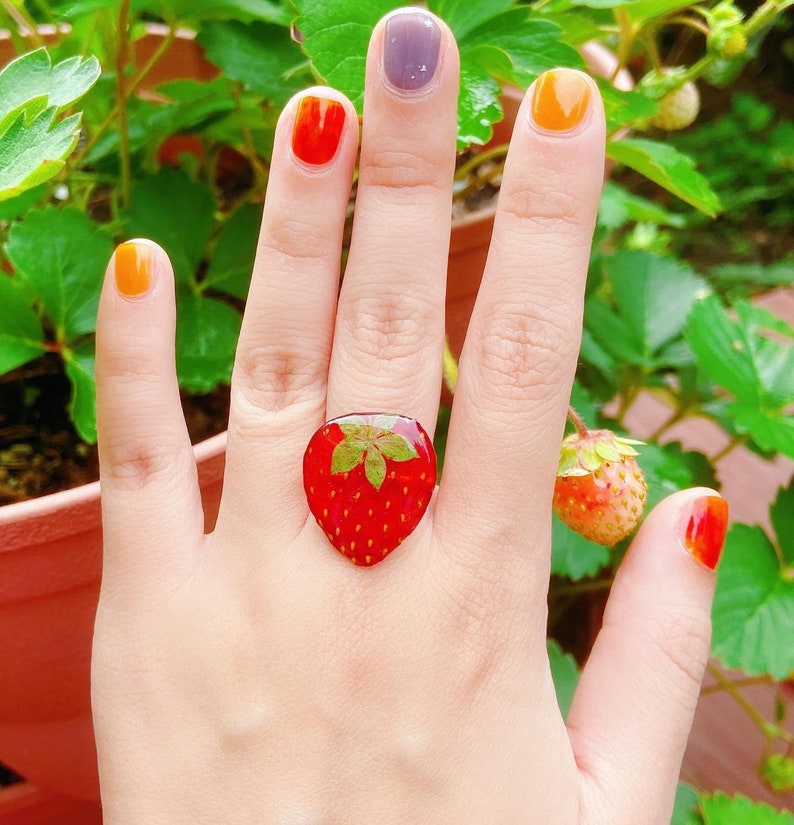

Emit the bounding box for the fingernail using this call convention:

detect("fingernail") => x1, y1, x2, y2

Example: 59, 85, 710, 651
114, 240, 154, 300
531, 69, 592, 133
382, 10, 441, 93
292, 95, 346, 166
679, 495, 729, 571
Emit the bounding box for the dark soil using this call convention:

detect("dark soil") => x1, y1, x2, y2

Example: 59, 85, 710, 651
0, 358, 229, 505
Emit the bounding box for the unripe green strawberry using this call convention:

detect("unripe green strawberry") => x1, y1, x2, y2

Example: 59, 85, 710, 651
761, 754, 794, 793
715, 29, 747, 58
649, 81, 701, 130
553, 419, 647, 546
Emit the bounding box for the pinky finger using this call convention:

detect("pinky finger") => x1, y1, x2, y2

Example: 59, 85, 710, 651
566, 489, 728, 825
95, 240, 204, 591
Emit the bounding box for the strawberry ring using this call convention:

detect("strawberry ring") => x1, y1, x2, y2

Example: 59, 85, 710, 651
303, 413, 437, 565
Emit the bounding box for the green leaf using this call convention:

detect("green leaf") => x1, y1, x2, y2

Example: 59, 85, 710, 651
364, 447, 387, 491
431, 0, 514, 39
175, 291, 242, 393
198, 20, 309, 104
456, 61, 502, 148
5, 206, 113, 342
584, 295, 646, 367
294, 0, 397, 112
727, 401, 794, 460
0, 275, 46, 373
331, 439, 367, 474
63, 340, 97, 444
569, 0, 693, 21
637, 441, 717, 512
551, 511, 610, 580
711, 524, 794, 679
671, 783, 702, 825
605, 250, 709, 360
598, 81, 660, 134
375, 433, 418, 462
461, 13, 583, 89
770, 482, 794, 568
0, 184, 47, 221
700, 793, 794, 825
0, 109, 82, 202
687, 297, 794, 405
0, 49, 100, 119
547, 639, 579, 720
606, 138, 721, 217
134, 0, 289, 24
203, 203, 260, 299
598, 181, 686, 231
124, 170, 216, 285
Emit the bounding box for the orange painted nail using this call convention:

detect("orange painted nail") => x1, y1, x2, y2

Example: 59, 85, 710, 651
292, 96, 346, 166
114, 241, 154, 299
681, 495, 729, 570
531, 69, 591, 132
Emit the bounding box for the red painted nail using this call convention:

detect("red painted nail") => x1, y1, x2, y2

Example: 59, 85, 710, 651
681, 495, 729, 570
292, 96, 346, 166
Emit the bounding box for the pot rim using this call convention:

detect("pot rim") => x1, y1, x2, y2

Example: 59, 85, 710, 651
0, 431, 227, 527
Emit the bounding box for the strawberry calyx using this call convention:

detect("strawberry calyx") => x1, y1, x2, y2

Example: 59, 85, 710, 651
331, 417, 419, 491
557, 429, 644, 478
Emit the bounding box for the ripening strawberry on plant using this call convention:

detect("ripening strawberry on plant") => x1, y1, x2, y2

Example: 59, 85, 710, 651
553, 409, 648, 546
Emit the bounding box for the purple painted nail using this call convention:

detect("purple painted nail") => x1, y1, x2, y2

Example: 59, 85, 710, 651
383, 11, 441, 93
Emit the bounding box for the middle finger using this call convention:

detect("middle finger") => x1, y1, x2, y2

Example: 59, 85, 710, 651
326, 9, 459, 433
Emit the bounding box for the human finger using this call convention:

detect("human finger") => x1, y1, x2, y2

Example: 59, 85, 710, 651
95, 240, 204, 590
436, 70, 605, 574
568, 489, 728, 825
220, 88, 358, 534
325, 8, 459, 432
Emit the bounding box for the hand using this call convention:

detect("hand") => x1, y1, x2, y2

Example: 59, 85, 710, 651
92, 9, 726, 824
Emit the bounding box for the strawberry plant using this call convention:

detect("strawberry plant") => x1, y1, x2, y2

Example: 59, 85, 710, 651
1, 0, 793, 819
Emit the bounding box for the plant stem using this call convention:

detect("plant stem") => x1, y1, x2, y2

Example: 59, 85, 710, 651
231, 81, 268, 189
442, 336, 458, 395
648, 406, 686, 442
551, 578, 614, 597
710, 434, 749, 464
701, 674, 774, 695
71, 26, 177, 169
0, 0, 44, 47
454, 144, 509, 184
669, 15, 711, 38
115, 0, 132, 209
567, 406, 589, 439
706, 662, 794, 744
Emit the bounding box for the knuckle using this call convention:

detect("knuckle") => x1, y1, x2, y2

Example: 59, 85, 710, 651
339, 291, 437, 364
232, 346, 325, 417
360, 139, 448, 199
473, 306, 576, 405
499, 177, 584, 228
636, 605, 713, 695
261, 218, 339, 269
103, 438, 191, 492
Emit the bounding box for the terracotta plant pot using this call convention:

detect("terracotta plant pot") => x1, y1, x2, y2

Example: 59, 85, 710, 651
0, 433, 226, 801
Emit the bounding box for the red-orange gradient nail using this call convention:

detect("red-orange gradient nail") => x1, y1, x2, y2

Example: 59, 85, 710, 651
292, 96, 346, 166
114, 240, 154, 299
680, 495, 729, 570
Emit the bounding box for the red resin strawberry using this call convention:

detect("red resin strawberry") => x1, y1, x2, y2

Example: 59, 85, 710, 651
303, 413, 437, 566
553, 410, 648, 546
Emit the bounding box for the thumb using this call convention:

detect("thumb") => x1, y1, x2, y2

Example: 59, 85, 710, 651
566, 488, 728, 825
